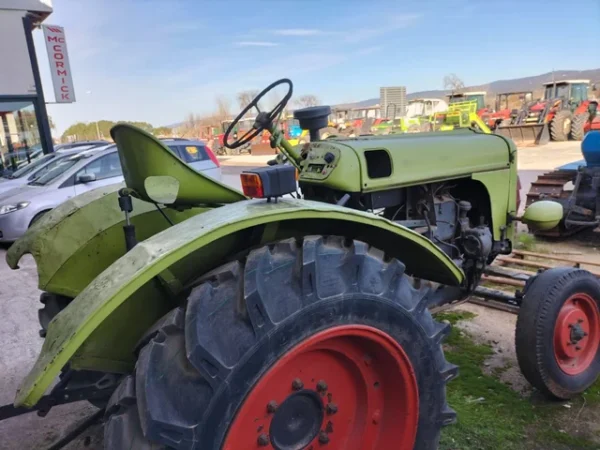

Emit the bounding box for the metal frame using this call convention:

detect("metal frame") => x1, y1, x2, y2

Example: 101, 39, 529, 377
22, 15, 53, 154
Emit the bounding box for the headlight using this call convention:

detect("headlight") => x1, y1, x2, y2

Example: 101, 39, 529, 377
0, 202, 30, 215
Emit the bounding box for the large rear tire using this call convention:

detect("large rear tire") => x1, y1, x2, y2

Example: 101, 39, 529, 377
549, 110, 572, 142
516, 268, 600, 399
570, 112, 589, 141
104, 236, 458, 449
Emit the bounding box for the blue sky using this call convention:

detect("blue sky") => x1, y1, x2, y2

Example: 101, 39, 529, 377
35, 0, 600, 135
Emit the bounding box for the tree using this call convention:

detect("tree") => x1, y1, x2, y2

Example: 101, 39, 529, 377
443, 74, 465, 93
236, 90, 259, 111
295, 95, 320, 108
153, 126, 172, 137
215, 95, 231, 121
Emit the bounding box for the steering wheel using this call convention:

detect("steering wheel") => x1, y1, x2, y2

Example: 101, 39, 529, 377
224, 78, 293, 149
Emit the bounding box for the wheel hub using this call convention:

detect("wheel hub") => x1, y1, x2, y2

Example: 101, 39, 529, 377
269, 390, 324, 449
570, 323, 586, 343
223, 325, 419, 450
554, 293, 600, 375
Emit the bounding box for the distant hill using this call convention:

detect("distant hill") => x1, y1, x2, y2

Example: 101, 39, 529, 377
335, 69, 600, 109
166, 69, 600, 128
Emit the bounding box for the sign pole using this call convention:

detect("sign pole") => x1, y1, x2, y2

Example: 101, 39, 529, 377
22, 16, 54, 154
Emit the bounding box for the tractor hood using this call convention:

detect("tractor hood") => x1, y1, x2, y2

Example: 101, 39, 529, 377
299, 131, 515, 193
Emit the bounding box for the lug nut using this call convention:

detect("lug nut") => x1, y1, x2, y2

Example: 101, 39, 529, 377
316, 380, 328, 392
267, 400, 278, 413
318, 431, 330, 444
326, 403, 338, 415
292, 378, 304, 391
257, 433, 269, 446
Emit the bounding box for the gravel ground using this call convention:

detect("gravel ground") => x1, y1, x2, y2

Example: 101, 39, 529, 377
0, 251, 103, 450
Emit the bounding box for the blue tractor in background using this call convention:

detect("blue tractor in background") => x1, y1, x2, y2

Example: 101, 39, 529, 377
526, 131, 600, 237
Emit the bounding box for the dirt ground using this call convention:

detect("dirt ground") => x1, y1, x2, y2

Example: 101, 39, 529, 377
0, 140, 594, 449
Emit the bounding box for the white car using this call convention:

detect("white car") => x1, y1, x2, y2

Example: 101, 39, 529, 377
0, 139, 222, 242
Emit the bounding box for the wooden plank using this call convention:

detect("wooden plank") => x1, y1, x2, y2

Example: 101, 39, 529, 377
486, 264, 534, 279
511, 249, 600, 268
497, 257, 600, 277
482, 274, 526, 287
468, 298, 519, 315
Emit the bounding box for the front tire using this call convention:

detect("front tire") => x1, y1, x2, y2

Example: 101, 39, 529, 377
105, 236, 458, 449
549, 110, 572, 142
516, 268, 600, 399
570, 112, 589, 141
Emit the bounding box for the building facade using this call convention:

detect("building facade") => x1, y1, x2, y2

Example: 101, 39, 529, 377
380, 86, 407, 118
0, 0, 53, 173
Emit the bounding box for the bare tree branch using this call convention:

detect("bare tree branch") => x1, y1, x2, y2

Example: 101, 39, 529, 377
295, 94, 320, 108
443, 74, 465, 93
215, 95, 231, 121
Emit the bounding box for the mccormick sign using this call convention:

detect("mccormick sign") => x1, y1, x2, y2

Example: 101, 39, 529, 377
42, 25, 75, 103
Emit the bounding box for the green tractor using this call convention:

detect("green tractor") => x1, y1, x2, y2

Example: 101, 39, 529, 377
425, 100, 492, 134
3, 79, 600, 450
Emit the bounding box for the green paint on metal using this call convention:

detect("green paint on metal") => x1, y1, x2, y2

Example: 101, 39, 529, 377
296, 131, 513, 194
472, 169, 516, 241
522, 200, 563, 231
15, 198, 464, 407
111, 123, 246, 205
144, 176, 180, 204
7, 183, 208, 297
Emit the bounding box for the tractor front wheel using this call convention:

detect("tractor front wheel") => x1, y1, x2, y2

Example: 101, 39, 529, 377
571, 112, 589, 141
104, 236, 458, 449
516, 268, 600, 399
549, 110, 573, 142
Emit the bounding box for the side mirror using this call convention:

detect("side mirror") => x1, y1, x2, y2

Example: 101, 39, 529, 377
77, 173, 96, 183
521, 200, 563, 231
144, 175, 180, 204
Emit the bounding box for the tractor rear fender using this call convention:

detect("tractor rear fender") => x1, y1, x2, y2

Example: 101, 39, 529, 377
15, 198, 464, 408
6, 183, 209, 297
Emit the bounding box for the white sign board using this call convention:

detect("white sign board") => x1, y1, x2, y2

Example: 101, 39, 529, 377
0, 10, 36, 95
42, 24, 75, 103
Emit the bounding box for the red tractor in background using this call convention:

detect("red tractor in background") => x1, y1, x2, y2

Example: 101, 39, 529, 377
496, 80, 592, 146
576, 99, 600, 139
480, 91, 533, 130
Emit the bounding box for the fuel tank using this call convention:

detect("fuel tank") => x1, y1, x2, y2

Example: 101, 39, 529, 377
582, 130, 600, 168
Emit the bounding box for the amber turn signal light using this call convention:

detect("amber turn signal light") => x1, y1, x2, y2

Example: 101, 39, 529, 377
240, 166, 297, 199
240, 173, 264, 198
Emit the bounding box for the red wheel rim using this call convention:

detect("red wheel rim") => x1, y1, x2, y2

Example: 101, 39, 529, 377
554, 293, 600, 375
223, 325, 419, 450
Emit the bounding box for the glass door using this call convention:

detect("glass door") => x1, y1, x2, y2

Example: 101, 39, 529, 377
0, 99, 44, 175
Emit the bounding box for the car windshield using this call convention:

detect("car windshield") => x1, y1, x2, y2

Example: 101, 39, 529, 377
6, 154, 55, 179
28, 153, 90, 186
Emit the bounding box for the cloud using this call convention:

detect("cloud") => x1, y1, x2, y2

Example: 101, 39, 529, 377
344, 13, 422, 43
235, 41, 279, 47
272, 29, 325, 36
